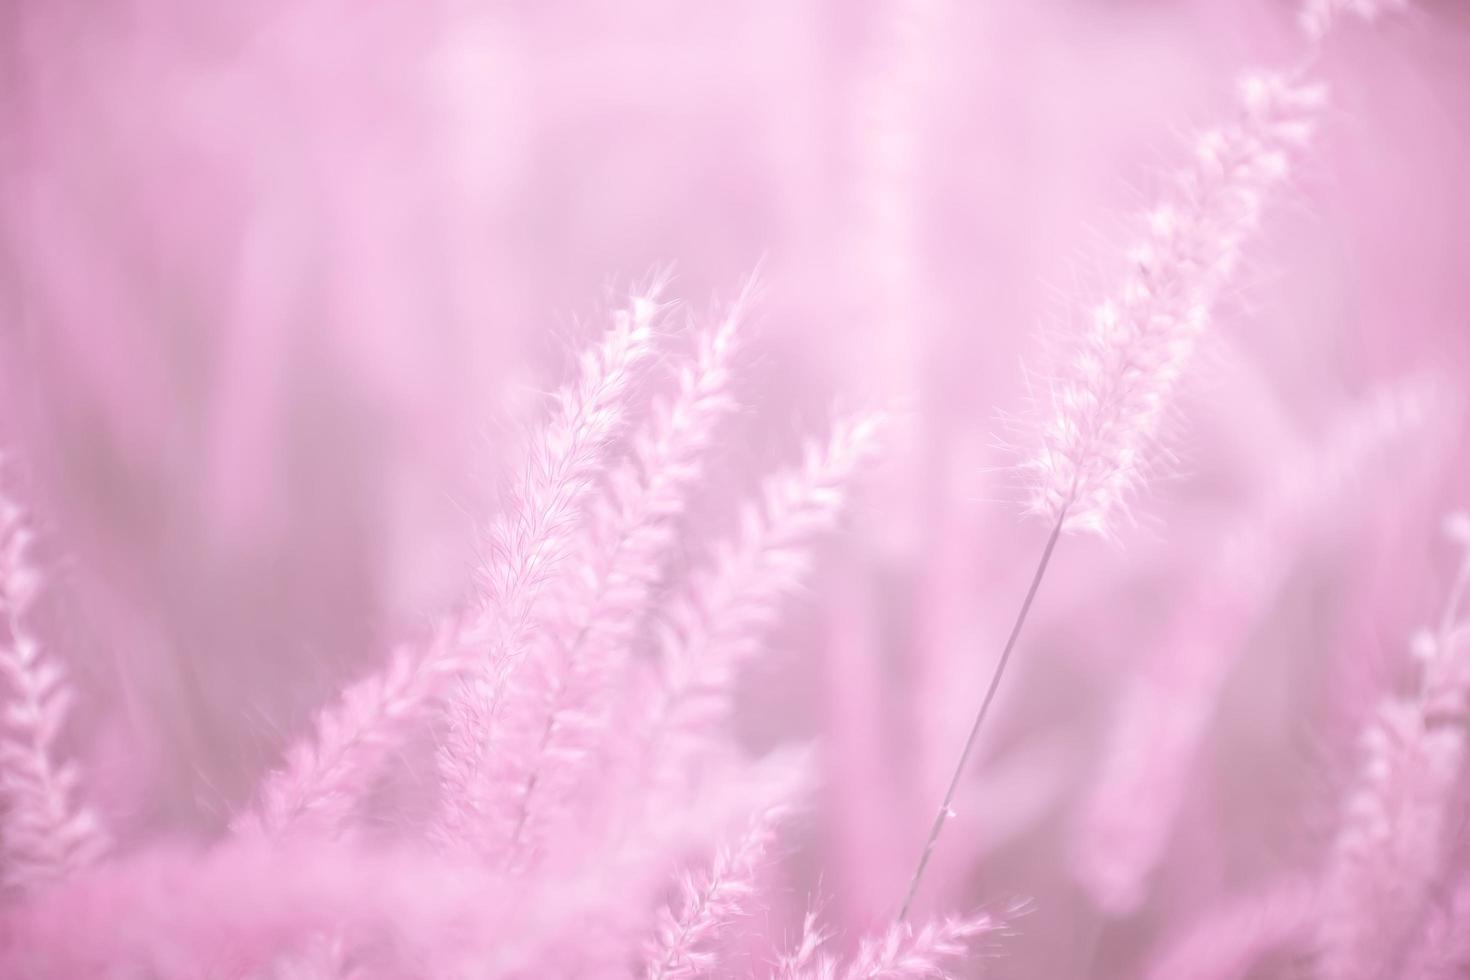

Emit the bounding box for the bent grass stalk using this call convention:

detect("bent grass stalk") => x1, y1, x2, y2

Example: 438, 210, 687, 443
898, 507, 1066, 920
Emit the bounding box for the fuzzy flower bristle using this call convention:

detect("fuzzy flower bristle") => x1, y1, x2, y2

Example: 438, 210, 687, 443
247, 288, 664, 844
636, 410, 885, 792
1026, 72, 1325, 535
0, 487, 107, 890
434, 286, 660, 856
1315, 516, 1470, 979
645, 766, 802, 980
838, 911, 1004, 980
240, 621, 473, 837
498, 290, 749, 863
773, 907, 1003, 980
774, 909, 837, 980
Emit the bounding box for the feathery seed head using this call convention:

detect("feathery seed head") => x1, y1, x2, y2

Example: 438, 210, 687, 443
1024, 71, 1324, 536
1317, 512, 1470, 977
0, 486, 108, 889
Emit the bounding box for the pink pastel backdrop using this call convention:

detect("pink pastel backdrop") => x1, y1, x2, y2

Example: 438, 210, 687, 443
2, 1, 1469, 976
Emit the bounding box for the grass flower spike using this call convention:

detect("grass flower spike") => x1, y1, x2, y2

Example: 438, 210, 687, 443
435, 287, 660, 857
838, 912, 1004, 980
637, 410, 885, 793
1315, 513, 1470, 979
0, 484, 107, 889
503, 290, 748, 861
645, 766, 801, 979
1027, 72, 1325, 536
241, 621, 472, 837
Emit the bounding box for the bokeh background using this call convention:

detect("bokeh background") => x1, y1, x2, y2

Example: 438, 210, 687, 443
2, 1, 1469, 975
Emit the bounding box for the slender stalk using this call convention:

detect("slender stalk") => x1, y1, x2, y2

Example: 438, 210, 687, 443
897, 508, 1067, 920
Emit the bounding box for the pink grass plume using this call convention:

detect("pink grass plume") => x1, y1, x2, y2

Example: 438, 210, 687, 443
0, 482, 107, 890
645, 756, 806, 980
239, 620, 472, 838
773, 905, 1006, 980
838, 911, 1005, 980
247, 283, 666, 844
434, 285, 661, 856
503, 288, 749, 862
1315, 512, 1470, 979
773, 909, 838, 980
634, 409, 886, 793
1025, 71, 1325, 537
